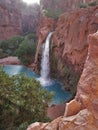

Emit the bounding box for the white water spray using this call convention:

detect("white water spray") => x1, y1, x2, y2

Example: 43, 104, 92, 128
38, 32, 53, 86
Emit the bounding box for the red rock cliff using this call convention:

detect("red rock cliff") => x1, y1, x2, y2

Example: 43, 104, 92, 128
27, 3, 98, 130
52, 6, 98, 72
36, 6, 98, 71
27, 29, 98, 130
35, 6, 98, 93
0, 3, 22, 39
0, 0, 40, 40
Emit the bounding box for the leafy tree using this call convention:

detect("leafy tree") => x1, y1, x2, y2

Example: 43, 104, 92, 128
7, 36, 24, 54
79, 3, 88, 8
0, 67, 53, 130
16, 37, 37, 65
0, 33, 37, 62
0, 36, 24, 57
88, 1, 97, 6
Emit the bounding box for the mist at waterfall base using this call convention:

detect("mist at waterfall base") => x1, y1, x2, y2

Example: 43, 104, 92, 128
3, 65, 72, 105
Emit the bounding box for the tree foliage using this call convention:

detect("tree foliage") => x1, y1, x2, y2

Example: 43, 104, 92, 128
43, 9, 63, 19
0, 36, 24, 58
0, 67, 53, 130
16, 36, 37, 65
0, 33, 37, 65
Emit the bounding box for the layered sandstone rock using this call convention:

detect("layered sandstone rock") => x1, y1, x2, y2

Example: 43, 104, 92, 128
27, 30, 98, 130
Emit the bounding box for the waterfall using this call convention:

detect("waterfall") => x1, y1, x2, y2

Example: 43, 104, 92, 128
38, 32, 53, 86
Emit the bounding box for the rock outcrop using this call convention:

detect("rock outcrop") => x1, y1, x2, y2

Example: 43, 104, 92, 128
0, 56, 20, 65
27, 30, 98, 130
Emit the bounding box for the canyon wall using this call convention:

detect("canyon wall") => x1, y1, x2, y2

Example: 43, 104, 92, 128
0, 2, 22, 40
27, 25, 98, 130
28, 4, 98, 130
0, 0, 40, 40
52, 5, 98, 72
35, 6, 98, 94
20, 3, 40, 34
0, 0, 97, 40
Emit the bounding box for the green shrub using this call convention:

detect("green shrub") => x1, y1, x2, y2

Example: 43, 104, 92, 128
79, 1, 97, 8
88, 1, 97, 6
43, 9, 63, 19
0, 36, 24, 57
0, 67, 53, 130
0, 40, 9, 50
16, 38, 37, 65
0, 34, 37, 60
79, 3, 88, 8
25, 33, 37, 42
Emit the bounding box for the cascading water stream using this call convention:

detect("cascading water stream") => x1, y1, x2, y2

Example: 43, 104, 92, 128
38, 32, 53, 86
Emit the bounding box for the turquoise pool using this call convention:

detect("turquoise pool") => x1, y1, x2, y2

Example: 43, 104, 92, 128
3, 65, 72, 105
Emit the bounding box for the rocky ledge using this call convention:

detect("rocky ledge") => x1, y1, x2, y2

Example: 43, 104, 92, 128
0, 56, 20, 65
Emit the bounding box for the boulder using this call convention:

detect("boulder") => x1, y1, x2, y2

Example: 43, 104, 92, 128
64, 99, 81, 117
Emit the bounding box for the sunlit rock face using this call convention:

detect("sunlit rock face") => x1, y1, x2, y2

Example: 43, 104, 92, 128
27, 31, 98, 130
